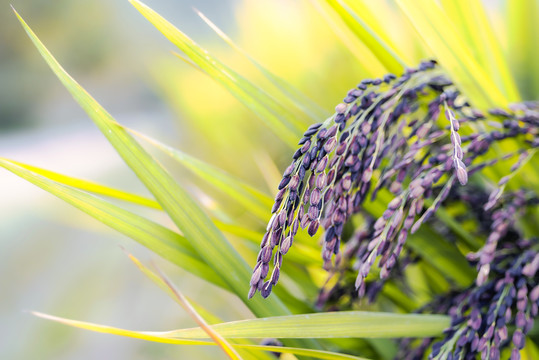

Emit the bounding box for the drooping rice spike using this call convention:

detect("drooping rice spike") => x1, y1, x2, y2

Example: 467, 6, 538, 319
249, 60, 539, 300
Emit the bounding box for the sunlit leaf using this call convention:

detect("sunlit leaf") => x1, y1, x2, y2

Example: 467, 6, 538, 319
127, 254, 243, 360
322, 0, 406, 74
195, 9, 329, 122
126, 126, 272, 221
439, 0, 519, 102
396, 0, 509, 109
32, 312, 369, 360
309, 0, 386, 77
162, 311, 450, 339
338, 0, 414, 65
129, 0, 306, 148
6, 159, 161, 209
12, 8, 261, 311
13, 7, 321, 352
0, 157, 226, 288
31, 312, 207, 345
127, 254, 275, 360
507, 0, 539, 100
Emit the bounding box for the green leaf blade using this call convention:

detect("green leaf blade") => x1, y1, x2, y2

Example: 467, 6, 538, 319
7, 160, 162, 209
129, 0, 306, 148
323, 0, 407, 74
127, 128, 273, 221
32, 312, 369, 360
163, 311, 450, 339
439, 0, 520, 102
195, 9, 329, 122
0, 158, 224, 289
396, 0, 509, 109
12, 9, 319, 343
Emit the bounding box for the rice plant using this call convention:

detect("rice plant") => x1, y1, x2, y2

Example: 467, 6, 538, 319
5, 0, 539, 359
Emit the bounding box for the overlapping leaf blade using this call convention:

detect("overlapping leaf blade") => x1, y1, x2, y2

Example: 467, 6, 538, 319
324, 0, 407, 74
127, 254, 243, 360
195, 9, 329, 122
0, 158, 224, 288
13, 8, 294, 320
339, 0, 411, 64
31, 313, 369, 360
439, 0, 519, 102
309, 0, 386, 77
4, 155, 318, 310
126, 127, 272, 221
161, 311, 450, 339
127, 253, 274, 360
6, 159, 161, 209
129, 0, 305, 148
14, 1, 532, 358
396, 0, 509, 109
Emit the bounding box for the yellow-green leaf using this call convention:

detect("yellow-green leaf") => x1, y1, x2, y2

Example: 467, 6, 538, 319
396, 0, 509, 109
440, 0, 519, 102
126, 127, 272, 221
13, 10, 322, 355
0, 157, 224, 288
195, 9, 329, 122
163, 311, 450, 339
507, 0, 539, 100
6, 159, 161, 209
309, 0, 387, 77
127, 254, 243, 360
322, 0, 406, 74
129, 0, 305, 148
32, 312, 369, 360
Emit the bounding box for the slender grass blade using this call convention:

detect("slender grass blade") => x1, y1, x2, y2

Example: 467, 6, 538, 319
31, 312, 369, 360
0, 158, 224, 288
12, 8, 292, 319
163, 311, 450, 339
129, 0, 305, 148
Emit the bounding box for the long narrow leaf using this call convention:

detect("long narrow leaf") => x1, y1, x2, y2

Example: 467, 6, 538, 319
195, 9, 329, 121
339, 0, 413, 65
396, 0, 509, 109
31, 312, 207, 345
126, 126, 272, 221
439, 0, 519, 102
309, 0, 386, 77
129, 0, 305, 148
31, 312, 369, 360
0, 158, 225, 289
322, 0, 406, 74
162, 311, 450, 339
507, 0, 539, 100
7, 159, 161, 209
408, 227, 475, 287
6, 157, 318, 303
128, 254, 242, 360
13, 10, 319, 348
127, 253, 273, 360
9, 157, 319, 283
